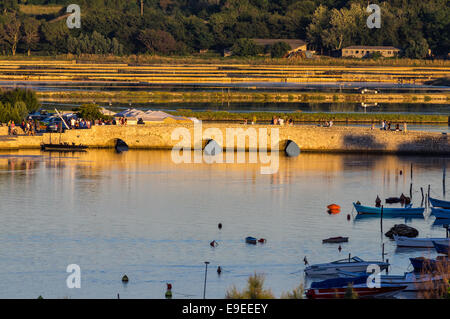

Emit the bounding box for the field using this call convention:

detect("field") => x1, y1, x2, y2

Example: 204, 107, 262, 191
19, 4, 63, 15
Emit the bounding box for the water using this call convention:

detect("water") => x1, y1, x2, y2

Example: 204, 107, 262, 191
0, 150, 448, 299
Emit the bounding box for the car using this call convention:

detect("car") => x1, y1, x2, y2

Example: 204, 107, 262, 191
44, 117, 69, 132
360, 88, 379, 94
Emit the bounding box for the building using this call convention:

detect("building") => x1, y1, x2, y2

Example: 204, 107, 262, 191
341, 46, 400, 58
252, 39, 307, 53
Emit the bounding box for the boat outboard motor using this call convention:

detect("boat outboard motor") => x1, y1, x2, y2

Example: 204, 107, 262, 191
115, 139, 129, 153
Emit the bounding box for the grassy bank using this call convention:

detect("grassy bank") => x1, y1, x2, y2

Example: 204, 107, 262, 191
1, 54, 450, 67
38, 91, 450, 104
167, 110, 449, 124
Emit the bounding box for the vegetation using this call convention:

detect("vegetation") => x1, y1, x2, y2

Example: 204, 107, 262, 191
225, 273, 275, 299
75, 103, 110, 121
0, 1, 447, 59
0, 88, 40, 122
168, 109, 449, 124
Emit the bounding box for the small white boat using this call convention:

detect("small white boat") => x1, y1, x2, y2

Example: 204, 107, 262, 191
394, 235, 450, 248
304, 256, 389, 277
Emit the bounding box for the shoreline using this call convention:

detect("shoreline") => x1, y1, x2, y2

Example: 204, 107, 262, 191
1, 124, 449, 155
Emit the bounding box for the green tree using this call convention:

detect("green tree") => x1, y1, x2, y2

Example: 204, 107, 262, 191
76, 104, 108, 121
22, 17, 40, 56
0, 13, 21, 55
231, 38, 261, 56
270, 41, 290, 58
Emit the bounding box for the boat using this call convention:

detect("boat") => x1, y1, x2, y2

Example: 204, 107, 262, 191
41, 143, 88, 152
394, 235, 450, 248
337, 270, 445, 292
433, 241, 450, 255
353, 202, 424, 216
431, 207, 450, 219
429, 197, 450, 209
304, 256, 389, 277
410, 256, 450, 272
322, 236, 349, 244
245, 237, 257, 245
306, 285, 406, 299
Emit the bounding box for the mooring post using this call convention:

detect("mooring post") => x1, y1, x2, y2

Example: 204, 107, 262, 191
410, 183, 413, 199
410, 163, 413, 180
380, 205, 384, 233
444, 165, 446, 198
382, 243, 385, 262
421, 187, 424, 207
428, 185, 431, 205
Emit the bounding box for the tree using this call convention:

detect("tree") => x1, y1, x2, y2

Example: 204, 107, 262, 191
22, 18, 40, 56
270, 41, 290, 58
404, 38, 430, 59
307, 5, 329, 53
0, 88, 40, 113
76, 104, 108, 121
231, 38, 261, 56
0, 13, 21, 56
138, 29, 180, 55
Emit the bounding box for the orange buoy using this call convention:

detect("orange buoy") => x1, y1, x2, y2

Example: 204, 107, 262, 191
327, 204, 341, 210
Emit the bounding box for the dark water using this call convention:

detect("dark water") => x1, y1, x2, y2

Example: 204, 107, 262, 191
0, 150, 448, 298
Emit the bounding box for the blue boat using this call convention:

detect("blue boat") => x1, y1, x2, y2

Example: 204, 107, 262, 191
429, 197, 450, 209
311, 275, 368, 289
433, 241, 450, 255
431, 207, 450, 219
410, 256, 450, 272
245, 237, 257, 245
353, 203, 424, 216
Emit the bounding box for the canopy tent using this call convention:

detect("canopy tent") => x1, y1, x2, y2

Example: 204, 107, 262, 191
115, 109, 193, 122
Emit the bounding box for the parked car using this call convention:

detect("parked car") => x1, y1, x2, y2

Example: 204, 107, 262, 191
360, 88, 379, 94
43, 117, 68, 132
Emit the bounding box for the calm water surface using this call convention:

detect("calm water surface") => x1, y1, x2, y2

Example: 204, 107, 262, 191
0, 150, 449, 299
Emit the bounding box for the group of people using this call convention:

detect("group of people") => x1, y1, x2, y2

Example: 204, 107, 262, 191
20, 120, 38, 136
271, 116, 294, 126
378, 120, 407, 132
318, 120, 333, 127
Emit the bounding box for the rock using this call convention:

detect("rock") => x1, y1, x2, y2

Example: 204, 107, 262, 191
385, 224, 419, 238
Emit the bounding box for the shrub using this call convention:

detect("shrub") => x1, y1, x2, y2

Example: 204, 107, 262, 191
226, 273, 274, 299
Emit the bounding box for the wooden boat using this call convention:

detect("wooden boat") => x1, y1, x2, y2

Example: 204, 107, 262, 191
429, 196, 450, 209
41, 143, 88, 152
245, 237, 257, 245
337, 271, 444, 292
394, 235, 450, 248
431, 207, 450, 219
305, 256, 389, 277
410, 256, 450, 272
353, 203, 424, 216
433, 241, 450, 255
306, 285, 406, 299
322, 236, 348, 244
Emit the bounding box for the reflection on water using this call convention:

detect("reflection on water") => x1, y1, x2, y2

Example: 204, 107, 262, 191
0, 150, 448, 298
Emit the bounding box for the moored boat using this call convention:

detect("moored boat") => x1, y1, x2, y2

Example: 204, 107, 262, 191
410, 256, 450, 272
322, 236, 349, 244
394, 235, 450, 248
431, 207, 450, 219
433, 241, 450, 255
245, 237, 257, 245
353, 202, 424, 216
305, 256, 389, 277
429, 197, 450, 209
306, 285, 406, 299
41, 143, 88, 152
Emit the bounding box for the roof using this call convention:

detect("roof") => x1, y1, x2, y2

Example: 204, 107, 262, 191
252, 39, 307, 50
343, 46, 400, 51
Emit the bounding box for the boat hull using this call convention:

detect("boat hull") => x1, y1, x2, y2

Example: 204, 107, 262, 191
433, 241, 450, 255
431, 207, 450, 219
306, 286, 406, 299
394, 235, 450, 248
429, 197, 450, 209
305, 263, 389, 277
353, 203, 424, 216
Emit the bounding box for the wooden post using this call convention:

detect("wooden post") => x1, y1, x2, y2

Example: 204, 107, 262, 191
444, 165, 446, 198
410, 183, 413, 199
380, 205, 384, 233
421, 187, 424, 207
410, 163, 413, 180
428, 185, 431, 205
382, 243, 385, 262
